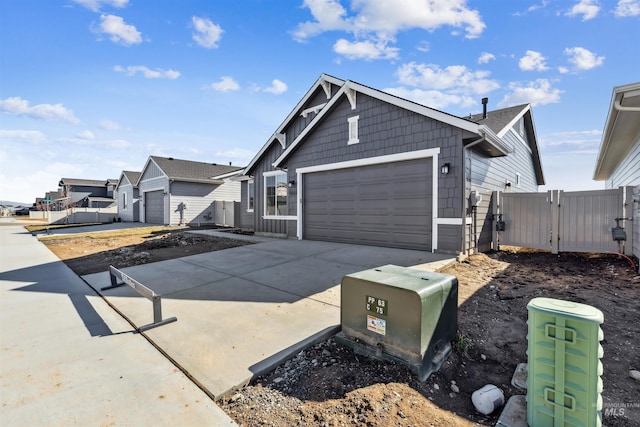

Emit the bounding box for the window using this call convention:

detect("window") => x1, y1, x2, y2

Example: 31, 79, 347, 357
348, 115, 359, 145
247, 180, 254, 212
122, 193, 127, 210
264, 171, 288, 216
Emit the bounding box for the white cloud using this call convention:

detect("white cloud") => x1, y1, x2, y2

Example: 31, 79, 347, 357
0, 129, 46, 144
615, 0, 640, 16
262, 79, 288, 95
96, 14, 142, 45
416, 41, 430, 52
519, 50, 549, 71
98, 119, 122, 131
478, 52, 495, 64
566, 0, 600, 20
76, 130, 95, 140
383, 87, 476, 110
114, 65, 180, 79
396, 62, 499, 95
0, 97, 80, 124
292, 0, 485, 60
564, 47, 605, 70
72, 0, 128, 12
333, 38, 399, 60
191, 16, 223, 49
499, 79, 562, 107
209, 76, 240, 92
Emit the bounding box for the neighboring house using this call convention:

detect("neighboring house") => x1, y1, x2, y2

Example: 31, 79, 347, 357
593, 81, 640, 266
239, 74, 544, 255
115, 170, 141, 222
593, 82, 640, 188
58, 178, 119, 208
137, 156, 243, 225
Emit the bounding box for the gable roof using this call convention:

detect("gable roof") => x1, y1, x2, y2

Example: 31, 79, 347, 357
467, 103, 544, 185
115, 170, 141, 190
593, 82, 640, 181
138, 156, 243, 185
243, 73, 345, 175
272, 78, 507, 168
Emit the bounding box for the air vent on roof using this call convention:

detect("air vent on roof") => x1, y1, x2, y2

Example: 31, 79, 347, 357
168, 157, 174, 160
212, 163, 217, 166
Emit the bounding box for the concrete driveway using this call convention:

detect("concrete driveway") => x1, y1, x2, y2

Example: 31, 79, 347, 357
83, 237, 454, 398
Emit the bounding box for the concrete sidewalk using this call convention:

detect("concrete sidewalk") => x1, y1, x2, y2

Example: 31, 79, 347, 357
0, 225, 237, 426
82, 237, 454, 399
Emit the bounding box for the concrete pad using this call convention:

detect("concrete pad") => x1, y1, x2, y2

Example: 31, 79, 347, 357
0, 225, 236, 426
80, 238, 453, 400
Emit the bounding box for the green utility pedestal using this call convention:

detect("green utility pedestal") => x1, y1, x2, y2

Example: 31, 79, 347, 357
336, 265, 457, 381
527, 297, 604, 427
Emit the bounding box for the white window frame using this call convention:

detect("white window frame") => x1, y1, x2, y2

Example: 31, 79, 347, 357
247, 180, 254, 212
263, 171, 292, 219
348, 115, 359, 145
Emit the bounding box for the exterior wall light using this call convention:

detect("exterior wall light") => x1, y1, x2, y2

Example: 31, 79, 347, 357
441, 163, 450, 175
288, 180, 296, 188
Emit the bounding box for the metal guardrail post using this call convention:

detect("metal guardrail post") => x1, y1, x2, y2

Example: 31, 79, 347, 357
101, 265, 177, 331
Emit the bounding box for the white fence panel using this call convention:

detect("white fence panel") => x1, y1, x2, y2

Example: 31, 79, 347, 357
500, 192, 552, 250
558, 189, 622, 253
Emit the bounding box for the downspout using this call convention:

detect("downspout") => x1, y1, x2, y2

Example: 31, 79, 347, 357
168, 179, 173, 226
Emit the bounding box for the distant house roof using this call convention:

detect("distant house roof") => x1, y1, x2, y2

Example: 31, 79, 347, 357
593, 82, 640, 181
140, 156, 244, 185
59, 178, 109, 187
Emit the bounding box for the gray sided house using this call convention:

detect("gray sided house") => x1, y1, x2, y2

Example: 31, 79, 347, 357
58, 177, 119, 209
239, 74, 544, 255
115, 170, 141, 222
137, 156, 242, 225
593, 81, 640, 264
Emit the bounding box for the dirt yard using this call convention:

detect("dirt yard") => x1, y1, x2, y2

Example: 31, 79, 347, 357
42, 228, 640, 426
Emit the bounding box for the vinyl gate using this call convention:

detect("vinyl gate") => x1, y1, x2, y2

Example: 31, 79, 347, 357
493, 187, 634, 256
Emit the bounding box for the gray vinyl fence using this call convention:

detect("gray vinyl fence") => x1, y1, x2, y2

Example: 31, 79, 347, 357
492, 187, 635, 256
213, 201, 240, 227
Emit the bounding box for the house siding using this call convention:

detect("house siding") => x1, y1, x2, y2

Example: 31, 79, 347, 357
117, 176, 139, 222
138, 176, 169, 224
239, 181, 255, 229
167, 180, 240, 226
251, 143, 290, 236
282, 93, 465, 250
606, 137, 640, 188
633, 185, 640, 263
466, 127, 538, 252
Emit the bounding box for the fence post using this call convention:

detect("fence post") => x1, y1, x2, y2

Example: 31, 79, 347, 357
492, 191, 499, 250
551, 190, 560, 254
623, 186, 634, 256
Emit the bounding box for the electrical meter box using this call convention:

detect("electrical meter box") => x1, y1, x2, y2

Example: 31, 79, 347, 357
336, 264, 458, 381
527, 297, 604, 427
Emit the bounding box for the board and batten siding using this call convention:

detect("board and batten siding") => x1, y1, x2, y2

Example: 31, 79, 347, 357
606, 137, 640, 189
117, 180, 139, 222
251, 142, 290, 236
239, 180, 255, 229
138, 163, 169, 224
466, 125, 539, 251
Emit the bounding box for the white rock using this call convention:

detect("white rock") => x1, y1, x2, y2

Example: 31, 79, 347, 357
433, 383, 440, 390
273, 377, 284, 383
481, 354, 487, 360
630, 370, 640, 381
451, 384, 460, 393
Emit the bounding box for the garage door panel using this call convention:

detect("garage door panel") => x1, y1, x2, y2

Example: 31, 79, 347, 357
144, 190, 164, 224
303, 158, 432, 251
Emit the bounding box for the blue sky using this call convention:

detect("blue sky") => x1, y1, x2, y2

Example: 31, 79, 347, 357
1, 0, 638, 203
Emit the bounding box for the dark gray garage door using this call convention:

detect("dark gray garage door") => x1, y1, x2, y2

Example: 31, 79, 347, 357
144, 190, 164, 224
303, 158, 433, 250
